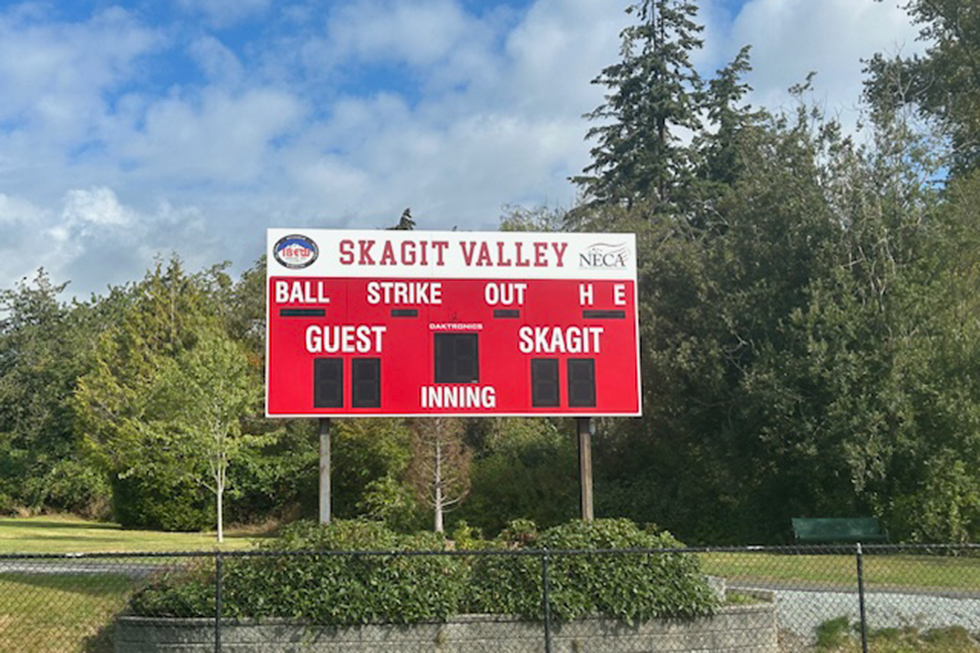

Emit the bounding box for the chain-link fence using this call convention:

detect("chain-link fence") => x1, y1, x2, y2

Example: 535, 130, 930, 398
1, 544, 978, 652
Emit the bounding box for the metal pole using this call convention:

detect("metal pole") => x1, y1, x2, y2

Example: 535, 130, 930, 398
856, 543, 868, 653
577, 417, 594, 522
319, 418, 331, 525
541, 551, 553, 653
215, 551, 222, 653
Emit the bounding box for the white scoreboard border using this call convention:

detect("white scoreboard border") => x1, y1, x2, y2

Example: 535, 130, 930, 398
265, 228, 642, 418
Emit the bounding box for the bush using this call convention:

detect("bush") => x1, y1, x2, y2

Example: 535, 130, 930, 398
131, 520, 464, 625
128, 518, 717, 625
468, 518, 717, 622
111, 475, 213, 531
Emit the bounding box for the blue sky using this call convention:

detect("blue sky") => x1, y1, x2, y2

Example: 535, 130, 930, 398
0, 0, 923, 297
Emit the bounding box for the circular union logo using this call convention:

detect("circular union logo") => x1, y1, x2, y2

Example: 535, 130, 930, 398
273, 234, 319, 269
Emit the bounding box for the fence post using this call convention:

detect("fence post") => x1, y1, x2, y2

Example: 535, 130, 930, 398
856, 543, 867, 653
215, 551, 223, 653
541, 550, 553, 653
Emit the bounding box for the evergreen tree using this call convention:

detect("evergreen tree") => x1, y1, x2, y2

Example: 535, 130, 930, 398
574, 0, 705, 210
697, 46, 755, 188
0, 271, 108, 515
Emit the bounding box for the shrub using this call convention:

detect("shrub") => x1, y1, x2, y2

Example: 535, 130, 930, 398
467, 518, 717, 622
111, 475, 213, 531
128, 518, 717, 625
130, 520, 465, 625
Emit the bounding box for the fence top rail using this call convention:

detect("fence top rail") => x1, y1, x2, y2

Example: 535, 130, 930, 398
0, 542, 979, 561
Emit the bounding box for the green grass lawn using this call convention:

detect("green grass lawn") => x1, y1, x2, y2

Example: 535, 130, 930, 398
699, 551, 980, 592
0, 572, 132, 653
0, 515, 265, 554
0, 516, 268, 652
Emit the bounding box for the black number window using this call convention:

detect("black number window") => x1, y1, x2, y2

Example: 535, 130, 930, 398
567, 358, 596, 407
531, 359, 560, 407
434, 333, 479, 384
313, 358, 344, 408
352, 358, 381, 408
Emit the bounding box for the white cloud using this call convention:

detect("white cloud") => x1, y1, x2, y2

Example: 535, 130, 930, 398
723, 0, 923, 123
0, 0, 932, 298
0, 193, 40, 224
325, 0, 477, 68
0, 7, 163, 139
189, 35, 245, 87
61, 187, 134, 230
110, 88, 307, 185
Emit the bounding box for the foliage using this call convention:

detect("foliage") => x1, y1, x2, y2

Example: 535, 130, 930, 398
0, 271, 109, 516
111, 475, 213, 532
864, 0, 980, 176
152, 325, 261, 541
128, 519, 716, 625
131, 520, 463, 624
74, 257, 261, 531
331, 418, 419, 527
456, 418, 578, 535
468, 519, 717, 623
574, 0, 706, 209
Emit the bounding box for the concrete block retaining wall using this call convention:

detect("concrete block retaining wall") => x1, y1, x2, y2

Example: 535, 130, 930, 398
115, 602, 778, 653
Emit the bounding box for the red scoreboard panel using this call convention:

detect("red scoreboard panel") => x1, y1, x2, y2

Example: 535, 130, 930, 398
266, 229, 640, 417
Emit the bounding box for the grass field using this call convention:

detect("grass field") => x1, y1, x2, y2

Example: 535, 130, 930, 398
0, 516, 267, 652
0, 572, 132, 653
699, 551, 980, 592
0, 515, 265, 554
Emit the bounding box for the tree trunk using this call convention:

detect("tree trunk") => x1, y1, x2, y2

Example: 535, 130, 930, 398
434, 440, 443, 533
216, 474, 224, 543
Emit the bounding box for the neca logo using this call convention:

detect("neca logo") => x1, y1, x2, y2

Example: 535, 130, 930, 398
579, 243, 630, 269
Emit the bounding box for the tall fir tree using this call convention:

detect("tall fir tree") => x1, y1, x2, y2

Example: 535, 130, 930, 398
574, 0, 705, 210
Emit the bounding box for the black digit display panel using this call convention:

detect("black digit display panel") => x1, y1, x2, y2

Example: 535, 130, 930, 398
352, 358, 381, 408
313, 358, 344, 408
434, 333, 480, 384
531, 358, 560, 407
567, 358, 596, 407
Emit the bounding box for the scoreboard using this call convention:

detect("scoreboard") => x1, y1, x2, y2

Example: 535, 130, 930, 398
265, 229, 640, 417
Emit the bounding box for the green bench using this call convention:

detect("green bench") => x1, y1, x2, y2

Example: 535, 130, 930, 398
791, 517, 889, 544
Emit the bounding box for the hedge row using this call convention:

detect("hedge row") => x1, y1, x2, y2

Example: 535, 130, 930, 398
129, 518, 717, 625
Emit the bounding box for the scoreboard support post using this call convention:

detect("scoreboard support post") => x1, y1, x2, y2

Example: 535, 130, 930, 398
577, 417, 594, 522
319, 418, 331, 525
266, 229, 642, 527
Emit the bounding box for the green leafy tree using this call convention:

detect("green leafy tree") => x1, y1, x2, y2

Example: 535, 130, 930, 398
75, 257, 240, 530
865, 0, 980, 175
458, 418, 578, 535
330, 418, 422, 529
152, 326, 261, 541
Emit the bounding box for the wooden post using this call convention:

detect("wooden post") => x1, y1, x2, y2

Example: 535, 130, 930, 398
577, 417, 594, 522
319, 418, 331, 525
